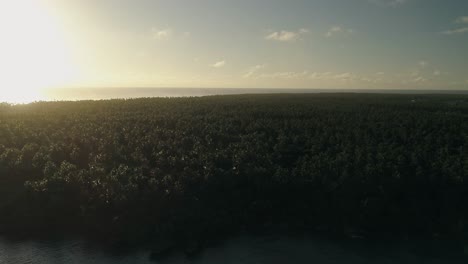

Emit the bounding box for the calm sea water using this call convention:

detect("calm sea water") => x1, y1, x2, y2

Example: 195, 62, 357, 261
2, 88, 468, 104
38, 88, 468, 102
0, 235, 466, 264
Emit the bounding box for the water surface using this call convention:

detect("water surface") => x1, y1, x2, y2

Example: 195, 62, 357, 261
39, 88, 468, 102
1, 235, 465, 264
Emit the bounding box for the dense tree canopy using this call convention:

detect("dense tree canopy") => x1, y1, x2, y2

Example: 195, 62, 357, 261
0, 94, 467, 250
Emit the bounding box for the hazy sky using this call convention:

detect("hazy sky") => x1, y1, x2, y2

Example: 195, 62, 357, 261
2, 0, 468, 90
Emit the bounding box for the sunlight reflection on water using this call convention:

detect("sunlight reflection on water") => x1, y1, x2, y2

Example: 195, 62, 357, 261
0, 90, 46, 104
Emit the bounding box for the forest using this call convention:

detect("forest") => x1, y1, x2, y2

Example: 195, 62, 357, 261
0, 94, 467, 254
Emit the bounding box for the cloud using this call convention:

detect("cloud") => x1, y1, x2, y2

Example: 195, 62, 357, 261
211, 60, 226, 68
418, 60, 428, 68
309, 72, 390, 83
151, 28, 190, 40
456, 16, 468, 24
243, 64, 267, 78
259, 71, 357, 81
308, 72, 333, 79
325, 26, 354, 38
242, 66, 459, 88
412, 76, 427, 83
256, 71, 364, 82
442, 16, 468, 35
152, 28, 173, 40
309, 72, 360, 81
410, 70, 420, 77
405, 61, 440, 84
333, 73, 356, 80
265, 28, 309, 42
258, 71, 309, 79
242, 69, 466, 88
442, 27, 468, 35
368, 0, 407, 7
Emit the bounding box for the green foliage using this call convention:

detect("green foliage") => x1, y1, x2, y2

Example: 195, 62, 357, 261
0, 94, 467, 244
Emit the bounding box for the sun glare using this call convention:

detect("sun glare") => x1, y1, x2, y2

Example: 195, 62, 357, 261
0, 0, 76, 103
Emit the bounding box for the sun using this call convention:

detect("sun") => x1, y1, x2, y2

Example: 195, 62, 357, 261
0, 0, 77, 103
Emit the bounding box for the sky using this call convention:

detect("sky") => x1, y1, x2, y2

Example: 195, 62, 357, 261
1, 0, 468, 92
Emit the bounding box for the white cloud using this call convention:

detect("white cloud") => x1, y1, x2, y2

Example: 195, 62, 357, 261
242, 68, 468, 88
243, 64, 267, 78
211, 60, 226, 68
414, 61, 445, 78
265, 28, 309, 42
442, 27, 468, 35
325, 26, 354, 38
442, 16, 468, 35
256, 71, 364, 82
333, 72, 355, 80
151, 28, 190, 40
368, 0, 407, 7
241, 66, 461, 88
412, 76, 427, 83
404, 63, 436, 84
258, 71, 309, 79
152, 28, 173, 40
309, 72, 334, 79
456, 16, 468, 24
410, 70, 420, 77
308, 72, 363, 81
418, 60, 428, 68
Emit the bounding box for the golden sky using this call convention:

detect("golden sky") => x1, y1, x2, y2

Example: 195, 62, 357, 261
1, 0, 467, 102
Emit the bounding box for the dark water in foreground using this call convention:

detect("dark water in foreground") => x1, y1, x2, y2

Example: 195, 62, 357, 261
0, 235, 466, 264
